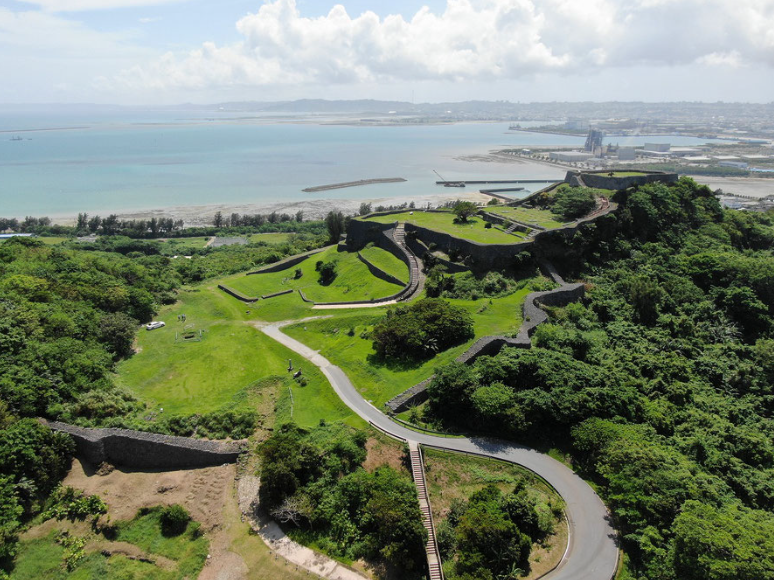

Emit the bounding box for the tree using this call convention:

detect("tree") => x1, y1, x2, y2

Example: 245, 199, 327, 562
316, 260, 337, 285
76, 213, 89, 231
673, 501, 774, 580
325, 211, 345, 242
98, 312, 139, 359
551, 187, 596, 220
371, 298, 474, 360
295, 210, 304, 222
453, 201, 479, 223
213, 211, 224, 228
359, 202, 372, 216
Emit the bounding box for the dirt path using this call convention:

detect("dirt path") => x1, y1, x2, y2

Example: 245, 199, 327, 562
237, 475, 369, 580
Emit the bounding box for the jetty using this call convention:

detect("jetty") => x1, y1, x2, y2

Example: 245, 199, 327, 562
303, 177, 406, 193
435, 179, 557, 185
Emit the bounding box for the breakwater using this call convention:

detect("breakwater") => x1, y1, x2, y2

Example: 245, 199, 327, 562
302, 177, 406, 193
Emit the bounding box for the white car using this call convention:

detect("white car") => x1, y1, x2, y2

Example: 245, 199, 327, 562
145, 321, 166, 330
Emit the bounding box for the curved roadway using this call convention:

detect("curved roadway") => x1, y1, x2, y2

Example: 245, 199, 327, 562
260, 320, 619, 580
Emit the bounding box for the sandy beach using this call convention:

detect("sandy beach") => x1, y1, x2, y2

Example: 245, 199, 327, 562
49, 191, 496, 227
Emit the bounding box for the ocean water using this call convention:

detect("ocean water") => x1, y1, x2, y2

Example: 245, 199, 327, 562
0, 112, 723, 218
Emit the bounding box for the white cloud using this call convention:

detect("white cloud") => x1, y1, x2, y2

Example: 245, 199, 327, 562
104, 0, 774, 94
139, 16, 162, 23
15, 0, 186, 11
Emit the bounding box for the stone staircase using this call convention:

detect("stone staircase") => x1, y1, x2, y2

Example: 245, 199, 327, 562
393, 223, 425, 301
505, 221, 520, 234
409, 441, 443, 580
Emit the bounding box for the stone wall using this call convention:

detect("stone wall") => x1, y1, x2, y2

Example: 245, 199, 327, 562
344, 219, 395, 252
261, 289, 294, 300
246, 247, 328, 275
44, 420, 243, 469
218, 284, 257, 303
404, 223, 528, 272
566, 170, 678, 190
358, 252, 406, 287
386, 280, 586, 413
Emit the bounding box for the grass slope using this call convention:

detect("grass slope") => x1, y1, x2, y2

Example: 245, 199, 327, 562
359, 245, 409, 284
225, 246, 402, 303
115, 281, 358, 427
487, 206, 569, 229
365, 210, 525, 244
284, 287, 532, 405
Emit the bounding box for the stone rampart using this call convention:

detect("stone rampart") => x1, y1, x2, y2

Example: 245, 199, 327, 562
404, 223, 528, 272
344, 219, 395, 252
43, 420, 243, 469
358, 252, 406, 287
565, 170, 678, 190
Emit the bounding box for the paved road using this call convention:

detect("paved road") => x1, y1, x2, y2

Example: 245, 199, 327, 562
261, 320, 619, 580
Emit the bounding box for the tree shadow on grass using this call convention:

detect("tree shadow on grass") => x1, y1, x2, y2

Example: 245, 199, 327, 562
365, 352, 429, 372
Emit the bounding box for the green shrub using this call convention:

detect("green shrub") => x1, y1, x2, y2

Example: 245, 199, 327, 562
160, 504, 190, 536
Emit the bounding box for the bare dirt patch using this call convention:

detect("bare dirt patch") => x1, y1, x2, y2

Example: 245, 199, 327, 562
64, 458, 233, 528
362, 435, 408, 475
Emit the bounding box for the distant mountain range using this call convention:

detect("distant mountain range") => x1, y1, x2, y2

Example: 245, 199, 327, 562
3, 99, 774, 124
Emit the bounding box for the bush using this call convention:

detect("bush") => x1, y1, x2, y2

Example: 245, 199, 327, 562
316, 261, 337, 285
550, 187, 596, 220
371, 298, 474, 360
160, 504, 190, 536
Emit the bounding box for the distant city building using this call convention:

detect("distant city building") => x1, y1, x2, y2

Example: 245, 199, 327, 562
566, 118, 589, 130
718, 161, 749, 169
618, 147, 636, 160
549, 151, 595, 162
643, 143, 671, 152
0, 233, 34, 239
585, 129, 604, 152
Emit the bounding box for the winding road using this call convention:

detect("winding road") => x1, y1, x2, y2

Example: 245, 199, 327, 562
260, 319, 619, 580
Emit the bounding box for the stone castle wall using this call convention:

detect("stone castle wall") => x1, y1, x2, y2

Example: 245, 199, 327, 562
566, 170, 679, 190
43, 420, 243, 469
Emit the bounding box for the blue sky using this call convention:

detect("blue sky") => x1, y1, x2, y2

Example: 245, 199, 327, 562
0, 0, 772, 105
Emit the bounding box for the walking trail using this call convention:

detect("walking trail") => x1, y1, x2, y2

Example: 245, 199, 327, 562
258, 318, 620, 580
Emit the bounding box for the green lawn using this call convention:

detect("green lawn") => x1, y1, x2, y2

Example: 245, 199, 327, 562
11, 509, 208, 580
223, 246, 403, 304
364, 210, 525, 244
283, 286, 533, 405
249, 233, 295, 244
359, 246, 409, 284
115, 280, 358, 427
152, 237, 211, 252
487, 206, 569, 229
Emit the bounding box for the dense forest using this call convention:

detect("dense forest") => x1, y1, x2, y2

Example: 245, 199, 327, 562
425, 178, 774, 579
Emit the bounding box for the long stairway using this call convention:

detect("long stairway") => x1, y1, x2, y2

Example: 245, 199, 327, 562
392, 223, 425, 300
409, 441, 443, 580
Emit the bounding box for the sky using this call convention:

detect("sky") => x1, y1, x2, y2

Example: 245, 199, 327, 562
0, 0, 773, 105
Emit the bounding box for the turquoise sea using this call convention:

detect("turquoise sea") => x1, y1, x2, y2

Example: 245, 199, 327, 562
0, 111, 723, 218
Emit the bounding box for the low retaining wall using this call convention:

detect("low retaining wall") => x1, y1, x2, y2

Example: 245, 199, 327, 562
357, 252, 406, 287
43, 420, 243, 469
218, 284, 258, 303
247, 247, 328, 275
262, 289, 294, 300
